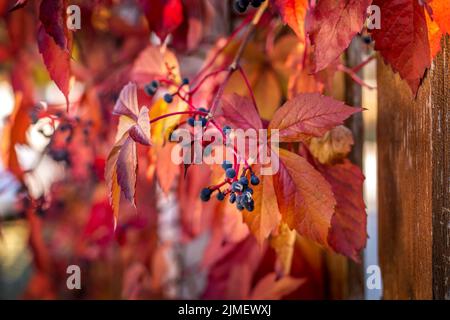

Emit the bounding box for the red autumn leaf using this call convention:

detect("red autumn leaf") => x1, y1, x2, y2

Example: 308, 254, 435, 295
244, 170, 281, 245
37, 24, 72, 107
140, 0, 184, 42
273, 149, 336, 246
307, 0, 372, 72
320, 160, 367, 262
273, 0, 309, 42
217, 93, 263, 131
39, 0, 68, 50
83, 199, 115, 247
268, 93, 360, 142
172, 0, 214, 52
371, 0, 431, 94
430, 0, 450, 34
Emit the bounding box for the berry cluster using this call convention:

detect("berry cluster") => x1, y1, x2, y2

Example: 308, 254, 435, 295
144, 80, 159, 96
188, 108, 209, 127
144, 77, 190, 103
200, 161, 260, 212
233, 0, 265, 13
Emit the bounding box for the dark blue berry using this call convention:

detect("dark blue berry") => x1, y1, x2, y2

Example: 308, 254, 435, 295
362, 35, 372, 44
187, 117, 195, 127
216, 192, 225, 201
234, 1, 246, 13
200, 117, 208, 127
237, 203, 245, 211
239, 176, 248, 186
222, 125, 231, 135
164, 93, 173, 103
151, 80, 159, 88
144, 84, 157, 96
198, 107, 208, 113
250, 174, 260, 186
182, 78, 189, 85
232, 182, 244, 192
226, 168, 236, 179
222, 160, 233, 170
246, 187, 253, 194
229, 193, 236, 203
200, 188, 211, 202
250, 0, 263, 8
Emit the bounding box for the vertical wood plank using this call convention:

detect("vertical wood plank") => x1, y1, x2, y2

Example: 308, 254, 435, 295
431, 37, 449, 300
377, 36, 449, 299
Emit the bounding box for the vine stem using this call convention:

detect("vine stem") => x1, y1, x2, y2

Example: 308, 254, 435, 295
210, 1, 268, 115
150, 111, 208, 124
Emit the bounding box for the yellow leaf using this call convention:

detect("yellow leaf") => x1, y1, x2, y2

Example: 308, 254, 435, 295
270, 223, 297, 276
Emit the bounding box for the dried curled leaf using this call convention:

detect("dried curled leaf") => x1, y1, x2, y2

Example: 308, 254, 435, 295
105, 83, 153, 226
309, 125, 354, 165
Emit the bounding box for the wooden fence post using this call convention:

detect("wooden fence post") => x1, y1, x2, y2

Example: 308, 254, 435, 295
377, 36, 449, 299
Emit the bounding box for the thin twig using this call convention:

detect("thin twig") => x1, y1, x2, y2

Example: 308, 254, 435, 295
210, 1, 268, 114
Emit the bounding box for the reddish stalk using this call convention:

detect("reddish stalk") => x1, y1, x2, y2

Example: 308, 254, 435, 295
337, 64, 376, 90
192, 14, 253, 85
150, 111, 208, 124
237, 65, 259, 114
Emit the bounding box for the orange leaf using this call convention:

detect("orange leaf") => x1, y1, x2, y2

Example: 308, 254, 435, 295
274, 0, 309, 43
430, 0, 450, 34
270, 223, 297, 276
244, 172, 281, 245
273, 149, 336, 246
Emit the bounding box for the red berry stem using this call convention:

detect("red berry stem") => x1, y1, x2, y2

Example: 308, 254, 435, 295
149, 111, 209, 124
237, 65, 259, 114
192, 14, 253, 85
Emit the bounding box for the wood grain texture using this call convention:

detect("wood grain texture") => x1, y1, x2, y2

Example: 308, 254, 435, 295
377, 36, 449, 300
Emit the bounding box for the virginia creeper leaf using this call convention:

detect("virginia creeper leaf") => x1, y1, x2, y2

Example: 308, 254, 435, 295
140, 0, 184, 42
372, 0, 431, 94
268, 93, 360, 142
273, 0, 309, 42
244, 172, 281, 245
218, 94, 263, 131
39, 0, 67, 50
430, 0, 450, 34
37, 24, 72, 108
307, 0, 372, 72
321, 160, 367, 262
270, 223, 297, 276
273, 149, 336, 246
116, 136, 137, 206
